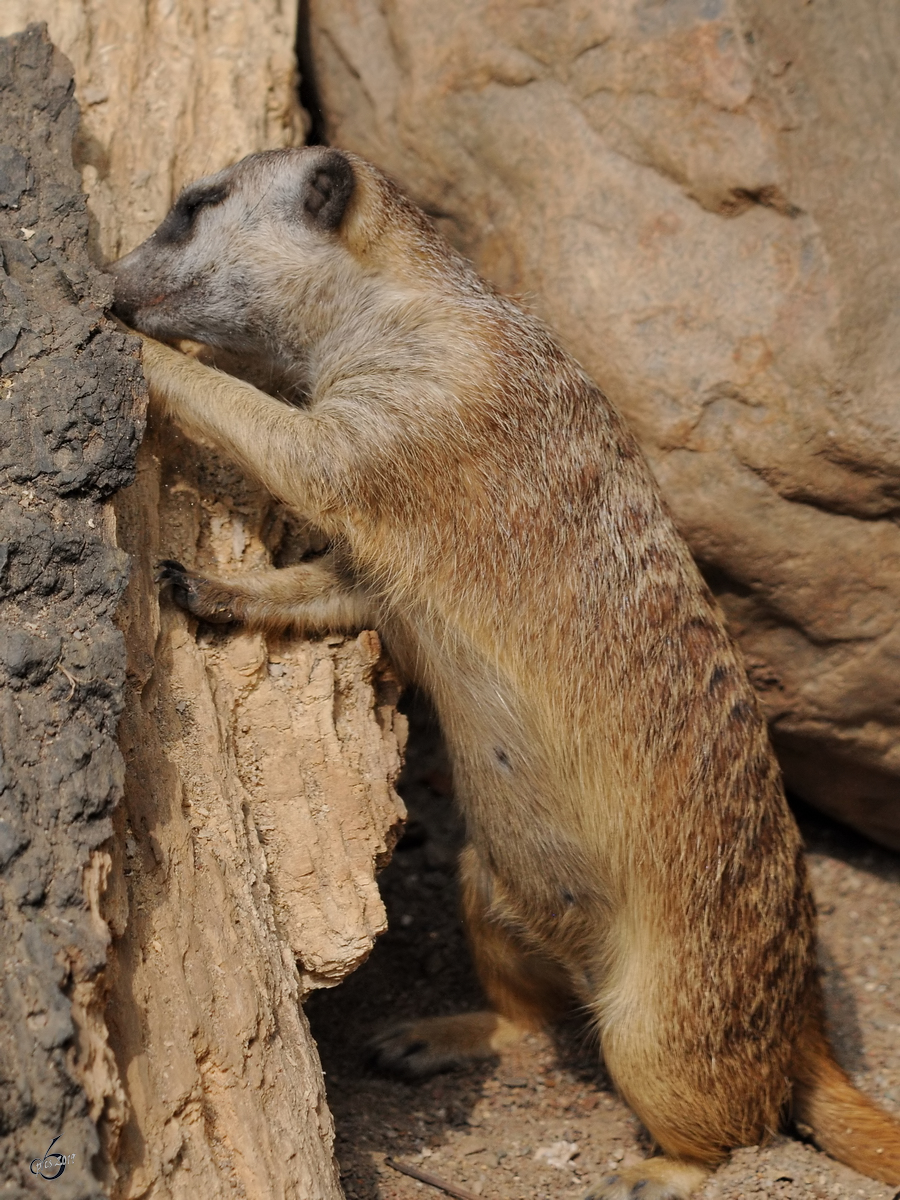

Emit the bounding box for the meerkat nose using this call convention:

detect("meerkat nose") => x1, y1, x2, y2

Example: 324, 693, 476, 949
108, 288, 139, 326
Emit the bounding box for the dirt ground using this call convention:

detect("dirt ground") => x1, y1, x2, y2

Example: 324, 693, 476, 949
306, 696, 900, 1200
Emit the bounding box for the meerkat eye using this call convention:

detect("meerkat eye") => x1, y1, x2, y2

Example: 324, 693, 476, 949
180, 185, 228, 222
158, 184, 229, 243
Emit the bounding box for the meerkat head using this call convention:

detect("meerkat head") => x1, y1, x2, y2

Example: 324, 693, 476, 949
109, 147, 362, 360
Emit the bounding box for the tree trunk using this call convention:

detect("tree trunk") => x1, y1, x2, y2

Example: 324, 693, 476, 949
0, 13, 406, 1198
0, 26, 140, 1196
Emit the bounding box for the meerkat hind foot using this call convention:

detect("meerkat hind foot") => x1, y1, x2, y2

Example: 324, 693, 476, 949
585, 1159, 710, 1200
368, 1011, 525, 1079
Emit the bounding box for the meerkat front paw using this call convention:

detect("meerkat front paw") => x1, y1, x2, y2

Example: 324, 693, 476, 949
155, 560, 237, 623
584, 1160, 710, 1200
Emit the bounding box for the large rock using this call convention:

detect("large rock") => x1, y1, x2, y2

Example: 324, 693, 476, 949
308, 0, 900, 848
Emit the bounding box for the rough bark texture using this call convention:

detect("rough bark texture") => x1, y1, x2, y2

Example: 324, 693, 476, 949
308, 0, 900, 848
107, 432, 404, 1197
0, 8, 408, 1198
0, 26, 142, 1196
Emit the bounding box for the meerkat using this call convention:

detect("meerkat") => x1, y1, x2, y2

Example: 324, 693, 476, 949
111, 146, 900, 1199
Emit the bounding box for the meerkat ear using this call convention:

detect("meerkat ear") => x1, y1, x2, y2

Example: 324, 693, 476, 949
302, 149, 355, 231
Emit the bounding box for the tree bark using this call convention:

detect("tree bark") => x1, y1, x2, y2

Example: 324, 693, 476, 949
0, 26, 141, 1196
0, 13, 406, 1198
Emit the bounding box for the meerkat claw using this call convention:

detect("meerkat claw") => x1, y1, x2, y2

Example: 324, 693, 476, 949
155, 559, 199, 609
583, 1160, 710, 1199
155, 558, 195, 606
585, 1180, 683, 1200
367, 1023, 440, 1079
155, 560, 235, 622
154, 558, 189, 583
584, 1179, 681, 1200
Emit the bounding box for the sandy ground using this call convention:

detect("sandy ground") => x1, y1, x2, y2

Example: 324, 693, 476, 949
306, 697, 900, 1200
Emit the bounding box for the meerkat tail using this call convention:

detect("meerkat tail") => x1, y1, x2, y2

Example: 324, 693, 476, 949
793, 1020, 900, 1184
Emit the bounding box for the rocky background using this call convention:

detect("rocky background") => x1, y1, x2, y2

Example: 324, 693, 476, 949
309, 0, 900, 849
0, 1, 897, 1198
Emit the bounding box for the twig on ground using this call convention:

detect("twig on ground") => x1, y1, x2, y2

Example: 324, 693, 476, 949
384, 1155, 485, 1200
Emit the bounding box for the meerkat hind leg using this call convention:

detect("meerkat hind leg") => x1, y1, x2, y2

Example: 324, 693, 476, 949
156, 558, 374, 634
585, 1159, 710, 1200
369, 843, 574, 1078
367, 944, 566, 1079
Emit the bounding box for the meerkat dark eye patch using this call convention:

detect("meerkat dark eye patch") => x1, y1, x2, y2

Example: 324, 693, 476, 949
157, 184, 229, 244
301, 150, 355, 231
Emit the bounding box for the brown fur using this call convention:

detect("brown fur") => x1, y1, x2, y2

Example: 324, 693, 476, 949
111, 147, 900, 1198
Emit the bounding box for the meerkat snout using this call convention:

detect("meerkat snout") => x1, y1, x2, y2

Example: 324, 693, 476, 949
110, 147, 357, 353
